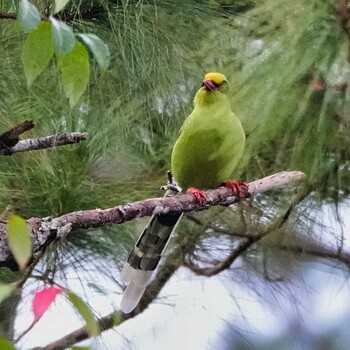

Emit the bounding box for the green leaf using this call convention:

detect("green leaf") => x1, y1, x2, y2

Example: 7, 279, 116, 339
50, 16, 75, 54
7, 215, 32, 270
57, 42, 90, 108
18, 0, 40, 32
0, 284, 15, 304
21, 21, 54, 87
0, 268, 21, 284
78, 34, 110, 70
66, 291, 99, 337
54, 0, 70, 14
0, 338, 16, 350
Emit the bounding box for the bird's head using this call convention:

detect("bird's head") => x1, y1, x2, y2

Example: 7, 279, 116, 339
194, 72, 230, 106
201, 72, 229, 92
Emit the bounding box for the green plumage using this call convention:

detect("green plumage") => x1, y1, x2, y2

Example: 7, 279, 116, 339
120, 72, 245, 313
171, 77, 245, 190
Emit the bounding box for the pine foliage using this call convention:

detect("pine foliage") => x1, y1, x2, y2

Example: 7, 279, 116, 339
1, 0, 350, 346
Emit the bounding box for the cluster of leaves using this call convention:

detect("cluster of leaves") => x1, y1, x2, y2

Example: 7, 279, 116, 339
19, 0, 110, 107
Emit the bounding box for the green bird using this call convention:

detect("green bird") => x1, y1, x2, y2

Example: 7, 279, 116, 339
120, 72, 246, 313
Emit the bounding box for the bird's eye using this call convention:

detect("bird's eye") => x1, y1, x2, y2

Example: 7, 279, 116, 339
201, 82, 205, 87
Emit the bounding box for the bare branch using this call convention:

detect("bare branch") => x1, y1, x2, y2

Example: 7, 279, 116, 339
30, 313, 115, 350
0, 132, 88, 156
184, 237, 255, 276
0, 171, 306, 269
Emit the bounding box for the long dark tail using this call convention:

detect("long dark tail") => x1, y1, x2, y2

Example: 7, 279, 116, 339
120, 212, 182, 313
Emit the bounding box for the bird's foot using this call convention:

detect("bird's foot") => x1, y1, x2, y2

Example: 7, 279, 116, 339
223, 181, 249, 199
187, 187, 207, 205
161, 171, 182, 194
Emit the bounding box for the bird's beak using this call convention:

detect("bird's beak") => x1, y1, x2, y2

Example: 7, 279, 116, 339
202, 79, 217, 91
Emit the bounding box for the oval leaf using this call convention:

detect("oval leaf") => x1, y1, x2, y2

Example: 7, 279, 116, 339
57, 42, 90, 108
0, 284, 15, 304
21, 21, 54, 87
50, 16, 75, 54
7, 215, 32, 270
54, 0, 70, 14
32, 286, 63, 321
66, 291, 99, 337
0, 338, 16, 350
78, 34, 110, 70
18, 0, 40, 32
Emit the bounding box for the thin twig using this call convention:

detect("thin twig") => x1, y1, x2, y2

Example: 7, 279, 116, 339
14, 319, 38, 344
29, 312, 115, 350
184, 184, 309, 276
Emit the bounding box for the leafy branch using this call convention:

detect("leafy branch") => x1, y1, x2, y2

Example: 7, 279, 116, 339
3, 0, 110, 108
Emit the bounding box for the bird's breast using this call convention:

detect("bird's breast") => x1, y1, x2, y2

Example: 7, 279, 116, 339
171, 112, 245, 190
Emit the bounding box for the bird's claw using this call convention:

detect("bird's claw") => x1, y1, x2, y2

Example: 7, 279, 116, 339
161, 171, 182, 194
187, 187, 207, 205
224, 181, 249, 199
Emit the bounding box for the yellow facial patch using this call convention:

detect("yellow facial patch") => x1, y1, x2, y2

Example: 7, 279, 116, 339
204, 72, 227, 85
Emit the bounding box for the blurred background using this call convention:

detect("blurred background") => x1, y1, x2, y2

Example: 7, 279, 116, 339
1, 0, 350, 349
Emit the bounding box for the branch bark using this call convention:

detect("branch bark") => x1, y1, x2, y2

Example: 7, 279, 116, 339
0, 120, 35, 150
0, 132, 88, 156
0, 12, 16, 20
0, 171, 306, 269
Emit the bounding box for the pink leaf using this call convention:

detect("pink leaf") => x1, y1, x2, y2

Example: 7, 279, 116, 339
32, 286, 63, 321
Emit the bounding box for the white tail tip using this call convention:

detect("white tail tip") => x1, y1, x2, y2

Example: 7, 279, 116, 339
120, 282, 147, 313
119, 262, 134, 283
120, 263, 153, 313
